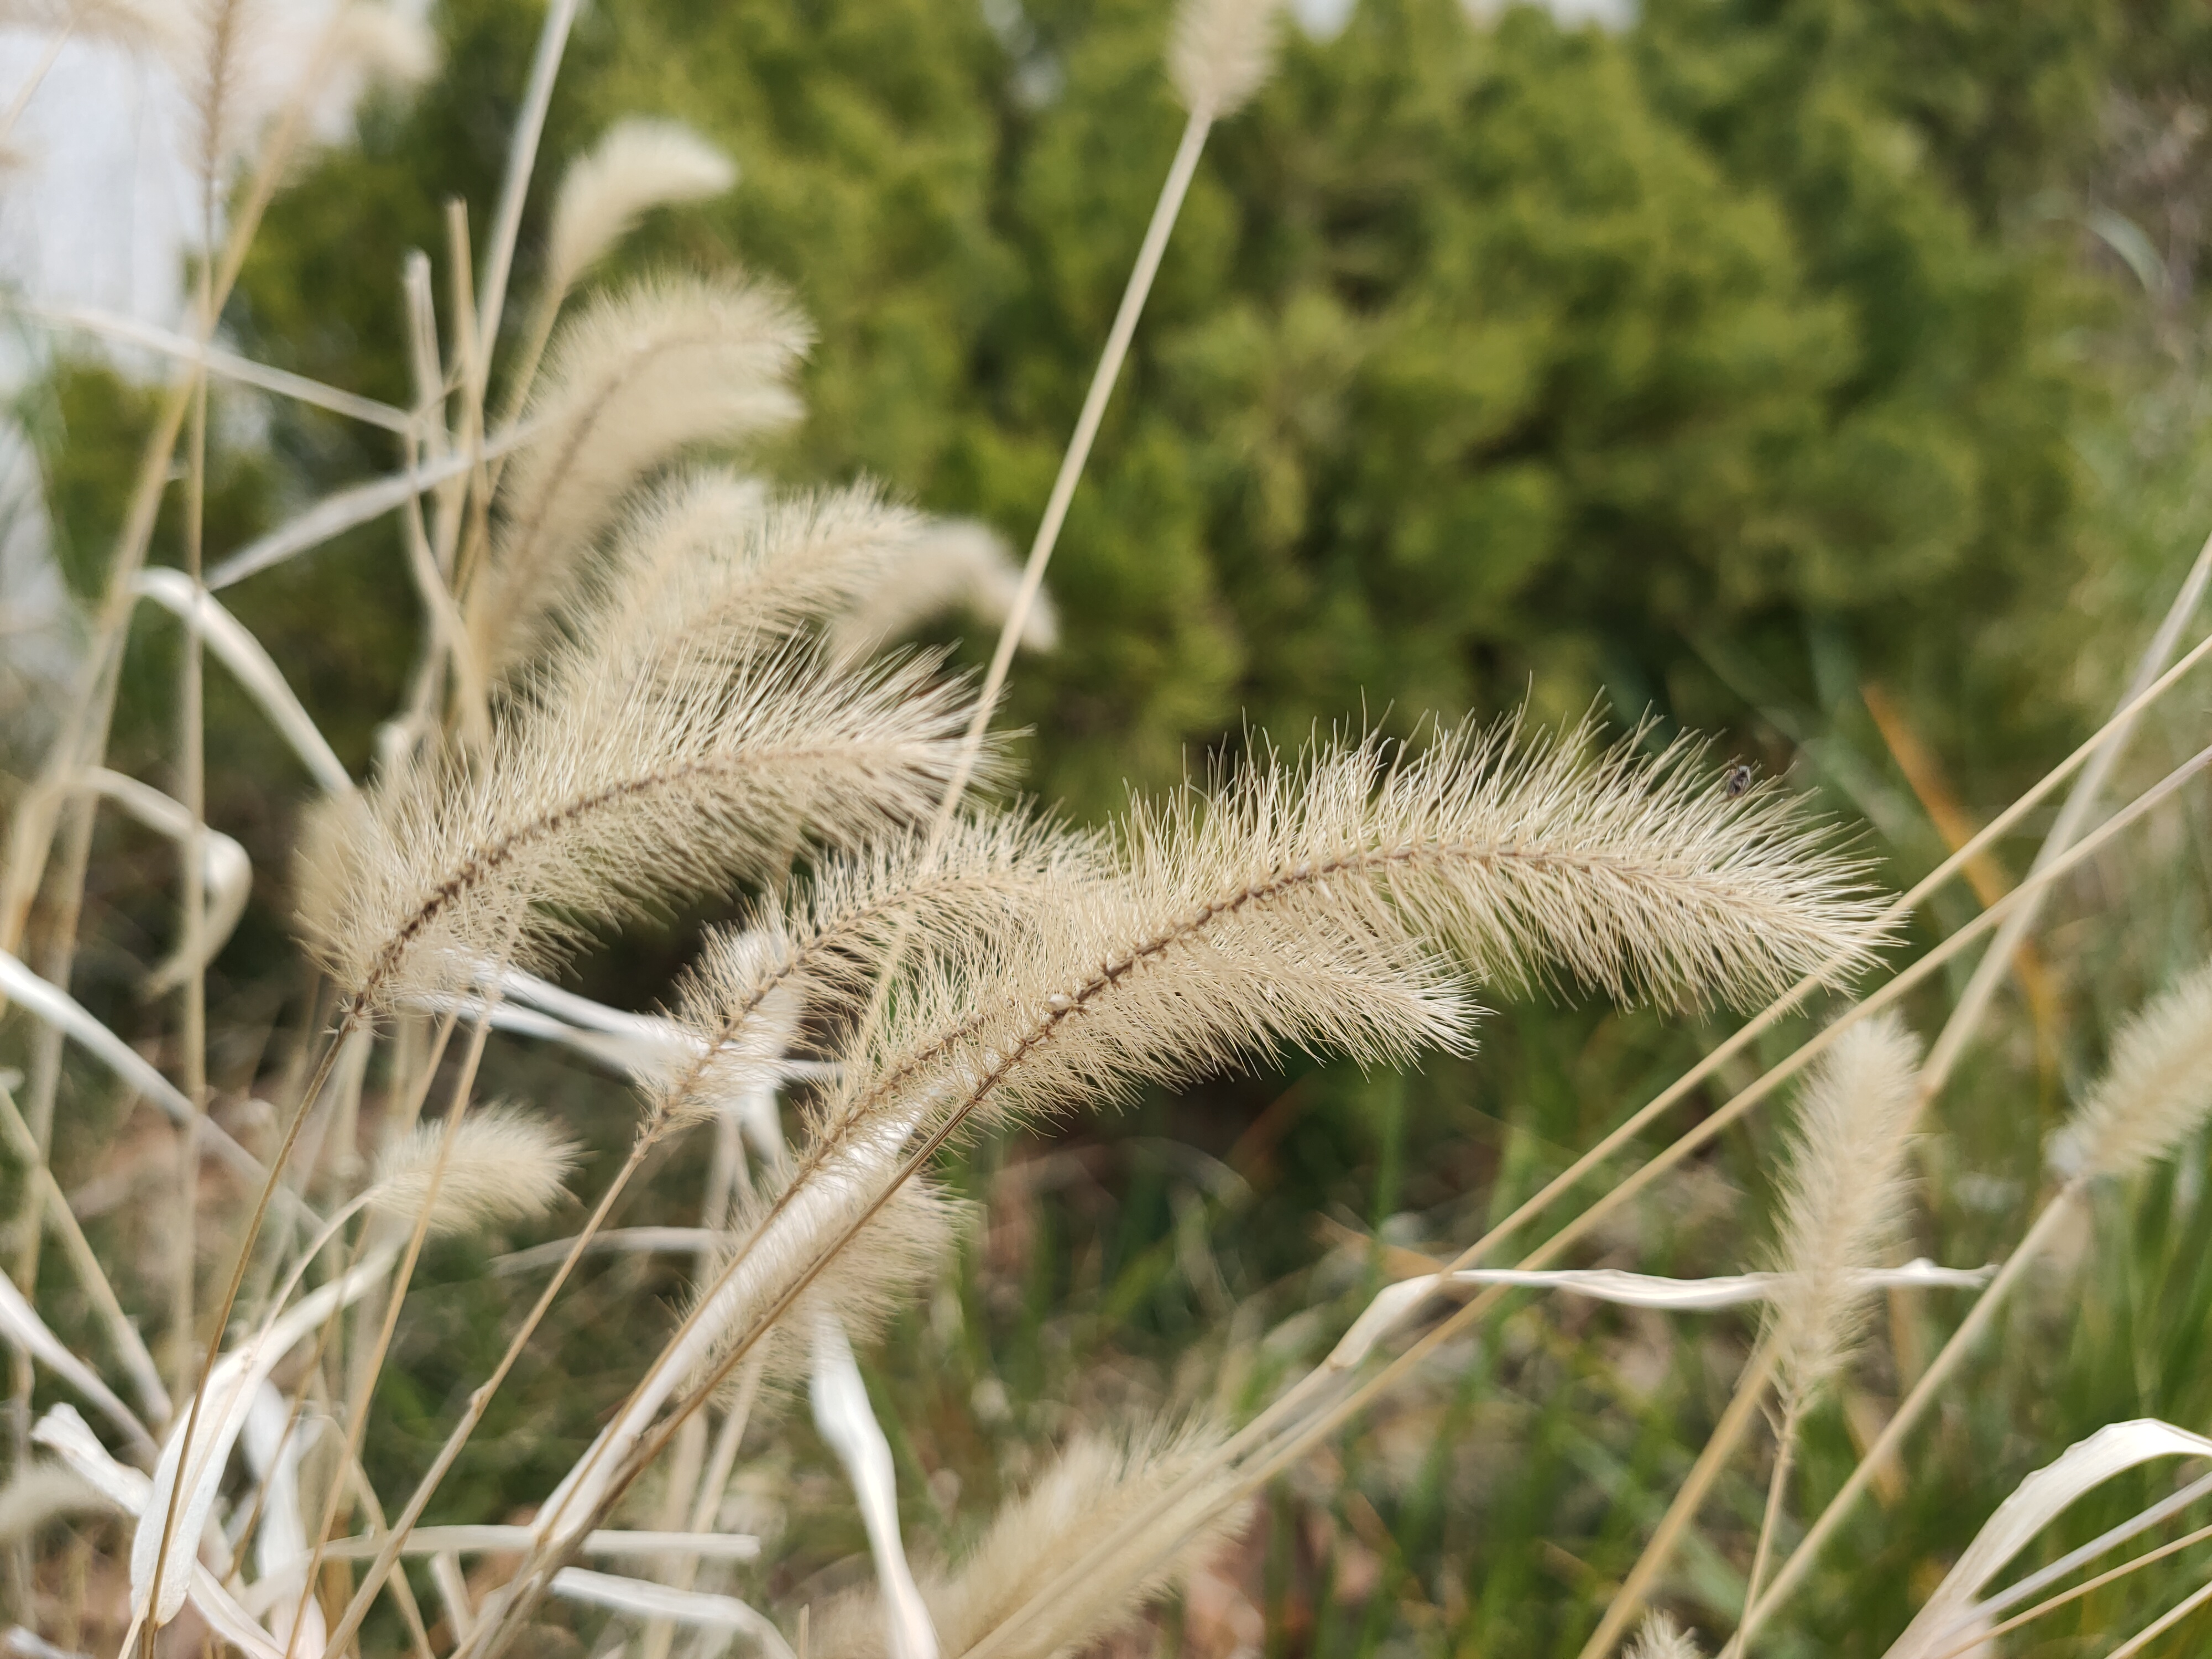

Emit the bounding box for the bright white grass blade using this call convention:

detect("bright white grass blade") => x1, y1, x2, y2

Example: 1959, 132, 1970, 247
30, 1405, 285, 1659
1949, 1467, 2212, 1639
130, 1249, 395, 1625
4, 1626, 88, 1659
240, 1525, 765, 1611
202, 422, 539, 591
547, 118, 736, 293
812, 1316, 938, 1659
30, 1404, 148, 1510
0, 950, 186, 1121
549, 1568, 795, 1658
134, 567, 354, 794
0, 949, 307, 1211
84, 768, 252, 993
0, 1460, 114, 1541
0, 1271, 150, 1453
1323, 1260, 1988, 1370
19, 301, 414, 430
403, 983, 842, 1084
1881, 1419, 2212, 1659
242, 1384, 327, 1657
826, 518, 1058, 662
405, 991, 693, 1075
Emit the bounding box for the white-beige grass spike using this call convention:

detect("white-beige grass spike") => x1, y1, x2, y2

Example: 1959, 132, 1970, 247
368, 1105, 580, 1237
547, 117, 735, 295
575, 476, 974, 681
466, 272, 810, 675
815, 1421, 1244, 1659
1765, 1011, 1924, 1404
1168, 0, 1282, 118
1629, 1613, 1707, 1659
827, 517, 1059, 663
526, 717, 1889, 1575
637, 809, 1107, 1133
295, 641, 986, 1010
2047, 957, 2212, 1182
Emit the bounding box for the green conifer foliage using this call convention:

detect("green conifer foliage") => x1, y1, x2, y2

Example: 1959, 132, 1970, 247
210, 0, 2115, 817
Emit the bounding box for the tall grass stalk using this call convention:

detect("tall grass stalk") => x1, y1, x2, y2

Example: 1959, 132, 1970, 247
12, 4, 2212, 1655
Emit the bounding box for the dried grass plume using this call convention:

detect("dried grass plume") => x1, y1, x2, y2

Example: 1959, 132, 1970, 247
2049, 958, 2212, 1181
1764, 1012, 1922, 1402
813, 1420, 1244, 1659
1168, 0, 1281, 118
368, 1105, 580, 1237
549, 118, 737, 295
467, 273, 809, 674
1627, 1613, 1706, 1659
828, 518, 1060, 663
296, 643, 983, 1008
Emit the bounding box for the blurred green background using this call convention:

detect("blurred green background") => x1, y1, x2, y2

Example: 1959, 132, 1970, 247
17, 0, 2212, 1652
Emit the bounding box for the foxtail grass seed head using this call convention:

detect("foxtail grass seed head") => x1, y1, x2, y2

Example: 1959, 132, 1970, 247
2049, 958, 2212, 1181
1167, 0, 1281, 118
468, 273, 810, 674
1765, 1011, 1922, 1402
1627, 1613, 1706, 1659
576, 477, 962, 682
295, 644, 985, 1008
640, 811, 1105, 1129
827, 517, 1059, 663
812, 1420, 1243, 1659
548, 118, 737, 294
368, 1105, 580, 1237
817, 716, 1886, 1166
327, 2, 439, 90
689, 1168, 966, 1402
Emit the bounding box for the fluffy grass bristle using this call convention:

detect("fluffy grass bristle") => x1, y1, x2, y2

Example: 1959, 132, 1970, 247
368, 1105, 580, 1237
813, 1420, 1244, 1659
1167, 0, 1281, 118
2049, 958, 2212, 1181
295, 645, 985, 1008
467, 273, 810, 675
1627, 1611, 1706, 1659
547, 118, 737, 294
1765, 1011, 1923, 1402
827, 518, 1057, 662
